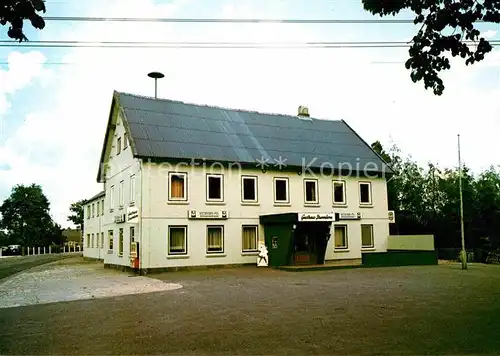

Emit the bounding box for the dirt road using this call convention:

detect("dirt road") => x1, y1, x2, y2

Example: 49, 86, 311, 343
1, 261, 500, 355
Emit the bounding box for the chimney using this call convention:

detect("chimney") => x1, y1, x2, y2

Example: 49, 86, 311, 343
298, 105, 310, 118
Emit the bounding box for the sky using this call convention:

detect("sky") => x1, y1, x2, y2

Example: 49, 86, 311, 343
0, 0, 499, 227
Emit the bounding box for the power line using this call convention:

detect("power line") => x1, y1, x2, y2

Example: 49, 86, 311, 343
0, 40, 497, 49
42, 16, 422, 24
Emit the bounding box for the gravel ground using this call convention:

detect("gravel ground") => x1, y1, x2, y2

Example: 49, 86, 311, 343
0, 253, 79, 281
0, 258, 182, 308
0, 261, 500, 355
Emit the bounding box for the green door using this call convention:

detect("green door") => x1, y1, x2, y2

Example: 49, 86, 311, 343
264, 224, 294, 267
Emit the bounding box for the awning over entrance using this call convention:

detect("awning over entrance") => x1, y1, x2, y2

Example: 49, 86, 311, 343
259, 212, 334, 267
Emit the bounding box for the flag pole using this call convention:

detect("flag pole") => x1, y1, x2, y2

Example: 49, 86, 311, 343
458, 134, 467, 270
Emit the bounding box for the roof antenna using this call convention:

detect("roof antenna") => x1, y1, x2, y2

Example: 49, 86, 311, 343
147, 71, 165, 99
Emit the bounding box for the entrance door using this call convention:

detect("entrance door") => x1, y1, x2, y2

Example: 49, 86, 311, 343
293, 222, 331, 265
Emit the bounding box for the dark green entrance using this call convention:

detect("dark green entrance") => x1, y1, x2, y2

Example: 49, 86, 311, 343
259, 213, 332, 267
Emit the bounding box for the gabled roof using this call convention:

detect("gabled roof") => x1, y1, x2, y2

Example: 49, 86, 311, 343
97, 91, 392, 181
84, 191, 105, 204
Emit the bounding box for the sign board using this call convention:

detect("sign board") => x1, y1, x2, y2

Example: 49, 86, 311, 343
127, 207, 139, 223
257, 244, 268, 267
388, 210, 396, 224
338, 212, 362, 220
298, 213, 335, 222
114, 214, 126, 224
188, 210, 228, 220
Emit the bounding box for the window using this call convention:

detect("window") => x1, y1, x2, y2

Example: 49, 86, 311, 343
117, 137, 122, 155
123, 133, 128, 149
91, 203, 95, 217
207, 226, 224, 254
96, 201, 100, 216
86, 234, 90, 248
242, 226, 258, 252
130, 175, 136, 204
101, 199, 105, 215
108, 230, 114, 250
110, 185, 115, 210
168, 226, 187, 255
87, 205, 91, 219
333, 180, 346, 205
118, 228, 124, 256
130, 226, 135, 243
241, 176, 258, 202
101, 232, 104, 248
119, 180, 124, 207
168, 172, 187, 201
207, 174, 224, 202
274, 178, 289, 203
359, 182, 372, 205
361, 224, 374, 248
91, 233, 94, 248
304, 179, 319, 204
334, 225, 348, 249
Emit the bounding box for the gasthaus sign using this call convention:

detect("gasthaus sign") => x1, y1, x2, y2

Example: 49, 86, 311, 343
298, 213, 336, 222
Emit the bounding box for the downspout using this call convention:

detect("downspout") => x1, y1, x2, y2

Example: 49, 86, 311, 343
139, 159, 144, 273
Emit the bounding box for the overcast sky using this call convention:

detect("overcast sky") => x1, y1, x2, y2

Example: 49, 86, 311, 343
0, 0, 499, 226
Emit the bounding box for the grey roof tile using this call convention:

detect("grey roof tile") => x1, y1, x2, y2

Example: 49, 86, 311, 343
116, 92, 392, 174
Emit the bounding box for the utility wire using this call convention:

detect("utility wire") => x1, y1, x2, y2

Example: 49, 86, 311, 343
0, 40, 497, 49
42, 16, 423, 24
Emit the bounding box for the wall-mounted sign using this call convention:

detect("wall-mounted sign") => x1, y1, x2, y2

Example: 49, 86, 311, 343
338, 212, 362, 220
388, 210, 396, 224
114, 214, 126, 224
188, 210, 228, 220
298, 213, 335, 222
127, 207, 139, 223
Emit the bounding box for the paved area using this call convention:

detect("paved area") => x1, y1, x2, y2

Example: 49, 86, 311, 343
0, 258, 182, 309
0, 253, 80, 281
1, 261, 500, 355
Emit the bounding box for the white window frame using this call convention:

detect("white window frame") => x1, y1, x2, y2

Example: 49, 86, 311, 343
123, 133, 128, 149
91, 203, 95, 218
96, 201, 100, 216
101, 232, 104, 249
334, 225, 348, 250
118, 228, 124, 256
273, 177, 290, 204
361, 224, 374, 249
168, 226, 188, 255
359, 181, 373, 206
333, 180, 347, 206
87, 205, 91, 220
108, 230, 114, 251
110, 185, 115, 211
119, 180, 124, 208
117, 137, 122, 155
242, 225, 259, 253
101, 199, 105, 216
206, 225, 224, 254
304, 178, 319, 204
168, 172, 188, 201
130, 175, 136, 205
206, 174, 224, 202
91, 233, 94, 248
241, 175, 258, 203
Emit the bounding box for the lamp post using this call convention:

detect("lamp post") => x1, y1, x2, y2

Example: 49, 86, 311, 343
458, 134, 467, 270
147, 71, 165, 99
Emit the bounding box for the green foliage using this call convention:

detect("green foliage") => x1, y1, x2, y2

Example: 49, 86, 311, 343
374, 141, 500, 248
67, 199, 86, 230
362, 0, 500, 95
0, 184, 61, 246
0, 0, 46, 41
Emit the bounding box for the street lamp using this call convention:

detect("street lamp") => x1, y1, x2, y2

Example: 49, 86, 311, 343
147, 71, 165, 99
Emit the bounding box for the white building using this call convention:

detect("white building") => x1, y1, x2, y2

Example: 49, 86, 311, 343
83, 91, 393, 272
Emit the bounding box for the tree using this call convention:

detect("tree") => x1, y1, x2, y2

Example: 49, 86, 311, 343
363, 0, 500, 95
0, 184, 55, 246
67, 199, 86, 231
1, 0, 46, 42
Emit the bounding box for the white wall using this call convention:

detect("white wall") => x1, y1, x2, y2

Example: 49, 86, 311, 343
100, 111, 142, 267
82, 196, 104, 259
140, 162, 390, 268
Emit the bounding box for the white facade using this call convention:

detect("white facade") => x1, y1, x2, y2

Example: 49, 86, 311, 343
83, 101, 391, 271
